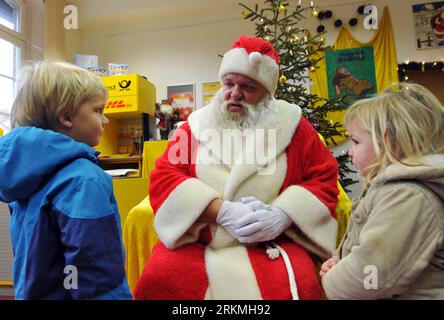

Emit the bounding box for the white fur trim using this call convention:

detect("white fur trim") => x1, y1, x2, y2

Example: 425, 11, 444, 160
272, 185, 338, 258
205, 245, 262, 299
219, 48, 279, 95
154, 178, 219, 249
189, 100, 301, 200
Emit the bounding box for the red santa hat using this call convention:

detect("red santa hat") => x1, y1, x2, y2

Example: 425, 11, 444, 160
219, 35, 281, 96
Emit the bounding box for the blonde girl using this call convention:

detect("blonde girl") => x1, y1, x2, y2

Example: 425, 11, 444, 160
321, 82, 444, 299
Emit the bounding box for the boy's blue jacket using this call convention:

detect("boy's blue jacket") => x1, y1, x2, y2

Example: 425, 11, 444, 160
0, 127, 132, 300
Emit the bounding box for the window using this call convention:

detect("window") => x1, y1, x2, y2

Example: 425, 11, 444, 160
0, 37, 20, 131
0, 0, 20, 31
0, 0, 23, 132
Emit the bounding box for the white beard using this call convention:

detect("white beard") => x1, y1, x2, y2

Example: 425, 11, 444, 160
160, 103, 174, 115
209, 89, 279, 133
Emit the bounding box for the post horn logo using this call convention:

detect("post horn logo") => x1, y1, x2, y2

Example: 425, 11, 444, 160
119, 80, 132, 89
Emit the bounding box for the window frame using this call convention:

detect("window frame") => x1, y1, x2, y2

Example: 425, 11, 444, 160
0, 0, 25, 131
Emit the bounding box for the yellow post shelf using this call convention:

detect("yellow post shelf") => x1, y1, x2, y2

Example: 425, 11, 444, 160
96, 74, 156, 227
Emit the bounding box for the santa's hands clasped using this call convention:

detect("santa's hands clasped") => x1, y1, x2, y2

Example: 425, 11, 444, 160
216, 201, 255, 240
216, 197, 292, 243
236, 197, 292, 243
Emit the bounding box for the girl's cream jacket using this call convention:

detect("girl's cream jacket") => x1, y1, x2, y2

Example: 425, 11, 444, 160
323, 154, 444, 300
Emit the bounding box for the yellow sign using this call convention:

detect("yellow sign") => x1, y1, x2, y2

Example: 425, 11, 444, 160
101, 74, 156, 117
203, 81, 222, 106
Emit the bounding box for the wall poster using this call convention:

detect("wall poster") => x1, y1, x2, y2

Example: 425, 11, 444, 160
326, 46, 377, 105
413, 1, 444, 49
167, 84, 195, 122
202, 81, 222, 106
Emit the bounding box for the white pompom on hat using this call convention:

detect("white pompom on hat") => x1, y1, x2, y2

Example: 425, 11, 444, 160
219, 35, 281, 96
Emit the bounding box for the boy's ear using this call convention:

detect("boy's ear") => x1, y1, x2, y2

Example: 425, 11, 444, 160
58, 112, 73, 128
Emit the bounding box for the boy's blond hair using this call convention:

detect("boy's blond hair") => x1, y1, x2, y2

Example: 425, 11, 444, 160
11, 60, 108, 130
345, 82, 444, 184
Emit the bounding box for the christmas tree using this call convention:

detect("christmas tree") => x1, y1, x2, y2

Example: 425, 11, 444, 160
240, 0, 357, 191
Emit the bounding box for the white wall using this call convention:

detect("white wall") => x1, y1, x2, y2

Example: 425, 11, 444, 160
77, 18, 255, 108
23, 0, 44, 61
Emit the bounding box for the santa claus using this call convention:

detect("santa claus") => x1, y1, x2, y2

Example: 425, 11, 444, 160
431, 11, 444, 43
133, 35, 339, 300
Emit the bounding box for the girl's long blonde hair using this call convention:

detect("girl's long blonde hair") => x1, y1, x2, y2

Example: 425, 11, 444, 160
345, 82, 444, 184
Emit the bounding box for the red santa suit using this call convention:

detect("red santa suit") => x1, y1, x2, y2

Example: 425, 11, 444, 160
133, 98, 339, 300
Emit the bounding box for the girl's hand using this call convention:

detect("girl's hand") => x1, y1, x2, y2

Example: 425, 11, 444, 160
320, 256, 339, 278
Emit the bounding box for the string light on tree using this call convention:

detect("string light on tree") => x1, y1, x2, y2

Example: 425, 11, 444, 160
312, 7, 318, 17
397, 60, 444, 82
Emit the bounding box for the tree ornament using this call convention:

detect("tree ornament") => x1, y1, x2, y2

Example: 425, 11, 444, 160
279, 73, 287, 84
312, 9, 318, 17
241, 10, 249, 18
293, 35, 300, 43
278, 4, 286, 13
310, 65, 316, 73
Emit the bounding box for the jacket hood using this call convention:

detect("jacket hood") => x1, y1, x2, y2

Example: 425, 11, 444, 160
372, 154, 444, 202
0, 127, 97, 202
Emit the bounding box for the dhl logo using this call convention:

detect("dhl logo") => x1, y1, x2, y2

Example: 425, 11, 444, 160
105, 100, 126, 109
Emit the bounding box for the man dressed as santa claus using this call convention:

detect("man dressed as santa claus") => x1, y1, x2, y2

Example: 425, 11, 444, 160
134, 35, 339, 300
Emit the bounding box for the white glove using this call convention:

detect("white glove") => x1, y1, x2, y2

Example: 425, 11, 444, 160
216, 201, 252, 240
235, 206, 292, 243
239, 196, 269, 211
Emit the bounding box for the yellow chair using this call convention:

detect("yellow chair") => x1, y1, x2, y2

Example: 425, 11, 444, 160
123, 196, 158, 293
